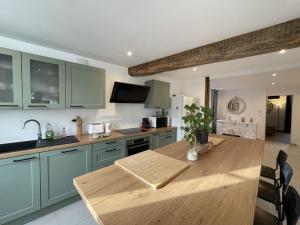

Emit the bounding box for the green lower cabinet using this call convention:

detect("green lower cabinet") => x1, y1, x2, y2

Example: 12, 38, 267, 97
92, 142, 126, 171
40, 145, 92, 208
0, 154, 40, 225
151, 133, 159, 150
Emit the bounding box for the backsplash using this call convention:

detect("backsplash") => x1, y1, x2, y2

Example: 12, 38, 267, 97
0, 104, 156, 144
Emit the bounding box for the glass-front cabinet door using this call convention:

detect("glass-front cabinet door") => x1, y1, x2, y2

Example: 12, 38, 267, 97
22, 53, 66, 109
0, 47, 22, 109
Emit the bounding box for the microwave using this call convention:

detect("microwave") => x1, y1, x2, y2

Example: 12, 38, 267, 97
148, 116, 168, 128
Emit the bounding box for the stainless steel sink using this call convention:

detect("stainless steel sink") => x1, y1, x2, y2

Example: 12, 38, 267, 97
0, 136, 79, 153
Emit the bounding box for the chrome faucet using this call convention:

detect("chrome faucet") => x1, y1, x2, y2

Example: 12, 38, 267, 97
23, 119, 42, 141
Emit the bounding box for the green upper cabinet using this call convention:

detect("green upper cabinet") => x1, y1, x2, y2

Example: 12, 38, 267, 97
0, 154, 40, 225
145, 80, 170, 109
22, 53, 66, 109
40, 145, 92, 208
0, 47, 22, 109
66, 63, 105, 109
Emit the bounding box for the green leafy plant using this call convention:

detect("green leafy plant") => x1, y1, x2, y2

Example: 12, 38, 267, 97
199, 106, 214, 132
181, 103, 214, 145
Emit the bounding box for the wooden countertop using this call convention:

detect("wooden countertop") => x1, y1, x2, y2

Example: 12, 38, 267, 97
74, 135, 264, 225
0, 127, 176, 160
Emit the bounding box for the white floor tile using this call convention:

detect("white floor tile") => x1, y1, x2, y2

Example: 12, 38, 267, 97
24, 212, 59, 225
77, 217, 98, 225
55, 200, 91, 225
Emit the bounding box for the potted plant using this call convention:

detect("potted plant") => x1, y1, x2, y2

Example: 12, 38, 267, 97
195, 106, 214, 144
181, 104, 214, 145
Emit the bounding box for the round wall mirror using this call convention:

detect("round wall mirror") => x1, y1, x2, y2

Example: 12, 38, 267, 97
227, 96, 246, 115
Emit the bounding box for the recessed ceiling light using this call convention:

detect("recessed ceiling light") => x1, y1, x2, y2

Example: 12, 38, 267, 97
272, 82, 276, 85
272, 73, 277, 77
192, 68, 197, 72
279, 49, 286, 54
127, 51, 132, 56
220, 88, 223, 90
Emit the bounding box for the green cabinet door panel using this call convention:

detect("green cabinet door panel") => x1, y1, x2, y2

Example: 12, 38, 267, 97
40, 145, 92, 208
0, 154, 40, 225
66, 63, 106, 109
145, 80, 170, 109
0, 47, 22, 109
22, 53, 66, 109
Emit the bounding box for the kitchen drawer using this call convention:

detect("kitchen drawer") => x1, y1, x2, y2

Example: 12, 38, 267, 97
93, 145, 125, 161
158, 133, 176, 147
93, 154, 124, 171
93, 139, 125, 149
160, 129, 177, 137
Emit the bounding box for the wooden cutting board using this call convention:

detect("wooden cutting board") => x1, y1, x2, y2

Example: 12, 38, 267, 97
115, 150, 189, 189
208, 136, 225, 146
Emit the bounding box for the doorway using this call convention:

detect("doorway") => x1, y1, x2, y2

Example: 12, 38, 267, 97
265, 95, 293, 144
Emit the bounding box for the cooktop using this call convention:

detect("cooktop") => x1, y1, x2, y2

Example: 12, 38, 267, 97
116, 128, 148, 135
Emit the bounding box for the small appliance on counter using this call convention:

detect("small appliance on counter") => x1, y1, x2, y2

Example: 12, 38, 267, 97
142, 118, 151, 129
88, 123, 104, 139
103, 122, 112, 137
148, 116, 168, 128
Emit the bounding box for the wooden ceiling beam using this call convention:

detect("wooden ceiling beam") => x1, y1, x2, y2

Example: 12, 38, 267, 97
128, 18, 300, 76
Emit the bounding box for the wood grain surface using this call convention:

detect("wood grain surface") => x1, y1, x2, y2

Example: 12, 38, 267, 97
128, 18, 300, 76
74, 135, 264, 225
115, 150, 189, 189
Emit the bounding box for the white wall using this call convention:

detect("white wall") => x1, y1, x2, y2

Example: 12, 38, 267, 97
0, 36, 183, 144
217, 88, 300, 145
180, 77, 206, 106
217, 89, 266, 140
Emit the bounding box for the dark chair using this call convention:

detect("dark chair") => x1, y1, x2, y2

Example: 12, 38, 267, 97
258, 163, 293, 207
283, 186, 300, 225
254, 185, 300, 225
260, 150, 287, 181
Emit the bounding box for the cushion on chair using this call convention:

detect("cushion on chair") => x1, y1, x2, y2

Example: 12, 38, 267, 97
260, 165, 276, 180
254, 207, 277, 225
258, 180, 278, 204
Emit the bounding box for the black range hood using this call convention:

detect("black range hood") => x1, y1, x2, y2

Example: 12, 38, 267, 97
110, 82, 150, 103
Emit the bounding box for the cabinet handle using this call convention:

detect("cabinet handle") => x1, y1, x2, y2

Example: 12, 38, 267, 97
166, 136, 173, 139
105, 141, 117, 145
28, 105, 48, 108
13, 156, 36, 163
70, 105, 84, 108
105, 149, 117, 153
0, 104, 19, 107
61, 149, 79, 154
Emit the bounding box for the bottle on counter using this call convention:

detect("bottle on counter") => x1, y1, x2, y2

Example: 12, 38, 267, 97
45, 123, 55, 140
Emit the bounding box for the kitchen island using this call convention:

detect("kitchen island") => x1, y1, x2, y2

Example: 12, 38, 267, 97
74, 135, 264, 225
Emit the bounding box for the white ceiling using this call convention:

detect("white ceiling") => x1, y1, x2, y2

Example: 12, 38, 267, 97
210, 67, 300, 91
0, 0, 300, 67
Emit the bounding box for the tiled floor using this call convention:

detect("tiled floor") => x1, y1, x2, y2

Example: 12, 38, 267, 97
24, 200, 97, 225
25, 141, 300, 225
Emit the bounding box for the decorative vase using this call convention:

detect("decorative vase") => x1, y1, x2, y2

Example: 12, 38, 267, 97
187, 144, 198, 161
195, 130, 209, 144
